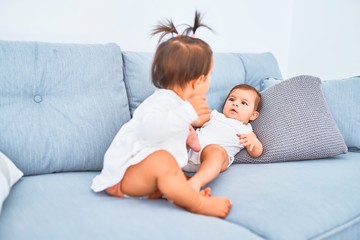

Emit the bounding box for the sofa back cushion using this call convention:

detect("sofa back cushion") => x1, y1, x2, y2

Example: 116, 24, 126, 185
321, 76, 360, 152
122, 52, 155, 116
122, 51, 282, 115
0, 41, 131, 175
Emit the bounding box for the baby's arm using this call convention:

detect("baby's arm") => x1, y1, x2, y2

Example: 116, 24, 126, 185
188, 95, 211, 128
237, 132, 263, 158
191, 112, 210, 127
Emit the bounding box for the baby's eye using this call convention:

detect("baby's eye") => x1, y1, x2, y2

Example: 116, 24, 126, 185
241, 101, 248, 106
228, 97, 235, 102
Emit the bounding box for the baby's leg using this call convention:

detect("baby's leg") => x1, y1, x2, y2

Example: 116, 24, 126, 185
120, 150, 231, 218
188, 144, 229, 192
106, 182, 162, 199
186, 125, 201, 152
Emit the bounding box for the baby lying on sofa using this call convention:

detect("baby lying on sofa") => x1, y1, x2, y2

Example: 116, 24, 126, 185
184, 84, 263, 193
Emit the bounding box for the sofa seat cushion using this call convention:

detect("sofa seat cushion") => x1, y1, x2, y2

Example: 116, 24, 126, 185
209, 152, 360, 240
2, 155, 359, 240
0, 172, 262, 240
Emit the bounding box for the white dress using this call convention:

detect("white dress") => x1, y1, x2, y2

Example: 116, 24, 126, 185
91, 89, 198, 192
184, 110, 252, 172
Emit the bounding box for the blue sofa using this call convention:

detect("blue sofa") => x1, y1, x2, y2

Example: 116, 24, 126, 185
1, 40, 359, 240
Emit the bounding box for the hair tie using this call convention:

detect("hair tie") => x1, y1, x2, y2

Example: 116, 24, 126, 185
151, 10, 213, 43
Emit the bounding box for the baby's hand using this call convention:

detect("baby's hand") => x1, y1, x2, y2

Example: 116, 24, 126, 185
237, 132, 258, 151
187, 95, 210, 120
238, 132, 263, 158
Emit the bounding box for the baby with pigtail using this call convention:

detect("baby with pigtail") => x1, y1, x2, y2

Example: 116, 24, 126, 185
92, 11, 232, 218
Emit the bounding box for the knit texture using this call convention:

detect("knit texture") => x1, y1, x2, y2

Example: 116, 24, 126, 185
235, 75, 347, 163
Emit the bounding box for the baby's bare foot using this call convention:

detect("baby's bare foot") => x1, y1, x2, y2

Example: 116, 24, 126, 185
186, 126, 201, 152
200, 187, 212, 197
189, 195, 232, 218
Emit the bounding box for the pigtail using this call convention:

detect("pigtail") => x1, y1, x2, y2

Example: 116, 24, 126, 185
151, 19, 178, 43
151, 11, 213, 43
183, 10, 213, 36
151, 11, 213, 89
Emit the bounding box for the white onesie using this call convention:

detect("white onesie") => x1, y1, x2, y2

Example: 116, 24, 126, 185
183, 110, 252, 172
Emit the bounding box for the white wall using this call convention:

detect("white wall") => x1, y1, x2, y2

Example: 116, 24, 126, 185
288, 0, 360, 79
0, 0, 358, 79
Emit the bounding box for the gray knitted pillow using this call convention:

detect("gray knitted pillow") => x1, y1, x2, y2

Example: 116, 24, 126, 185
234, 75, 347, 164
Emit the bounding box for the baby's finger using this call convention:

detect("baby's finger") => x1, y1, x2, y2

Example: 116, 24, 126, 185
237, 133, 247, 138
248, 143, 254, 151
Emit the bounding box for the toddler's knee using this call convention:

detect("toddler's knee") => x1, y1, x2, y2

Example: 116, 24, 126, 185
150, 150, 178, 170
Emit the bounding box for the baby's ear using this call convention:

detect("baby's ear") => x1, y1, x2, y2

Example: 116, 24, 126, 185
197, 74, 206, 83
250, 111, 259, 121
192, 75, 205, 89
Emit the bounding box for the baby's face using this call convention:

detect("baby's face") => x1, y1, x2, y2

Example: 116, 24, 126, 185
222, 88, 258, 124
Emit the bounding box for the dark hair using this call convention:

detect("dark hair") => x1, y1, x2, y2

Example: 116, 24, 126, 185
223, 84, 262, 111
151, 10, 213, 43
182, 11, 213, 36
150, 11, 213, 89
